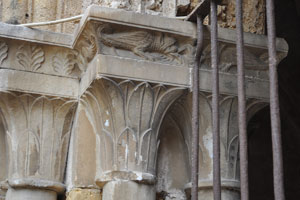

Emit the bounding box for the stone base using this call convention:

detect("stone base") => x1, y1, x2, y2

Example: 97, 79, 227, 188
0, 189, 6, 200
198, 188, 240, 200
5, 188, 57, 200
185, 181, 240, 200
102, 181, 155, 200
66, 188, 101, 200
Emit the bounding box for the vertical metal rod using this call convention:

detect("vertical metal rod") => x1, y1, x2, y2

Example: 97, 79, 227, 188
235, 0, 249, 199
210, 0, 221, 199
191, 14, 204, 200
266, 0, 285, 200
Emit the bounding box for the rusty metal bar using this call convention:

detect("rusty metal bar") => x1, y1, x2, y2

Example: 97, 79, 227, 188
266, 0, 285, 200
235, 0, 249, 199
210, 0, 221, 199
191, 13, 204, 200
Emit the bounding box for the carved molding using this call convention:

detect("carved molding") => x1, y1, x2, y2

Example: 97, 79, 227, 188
0, 92, 76, 185
80, 77, 184, 182
16, 44, 45, 72
52, 50, 78, 76
0, 41, 8, 66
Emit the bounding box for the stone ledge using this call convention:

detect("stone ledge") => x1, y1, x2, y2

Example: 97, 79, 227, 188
8, 178, 65, 193
80, 54, 270, 100
184, 179, 241, 191
75, 6, 288, 52
0, 69, 79, 99
79, 54, 191, 96
0, 22, 73, 48
95, 171, 156, 187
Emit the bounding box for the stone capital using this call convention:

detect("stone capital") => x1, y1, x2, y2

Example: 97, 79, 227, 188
163, 92, 268, 199
79, 78, 184, 179
0, 92, 76, 199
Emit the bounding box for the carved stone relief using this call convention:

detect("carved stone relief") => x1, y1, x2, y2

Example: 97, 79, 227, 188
80, 77, 184, 185
96, 23, 195, 66
16, 44, 45, 72
52, 50, 80, 76
200, 42, 287, 79
0, 92, 76, 187
0, 39, 92, 78
160, 92, 269, 199
76, 23, 98, 64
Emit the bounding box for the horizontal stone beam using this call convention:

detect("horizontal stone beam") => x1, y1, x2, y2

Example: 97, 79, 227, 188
0, 69, 79, 99
80, 54, 269, 100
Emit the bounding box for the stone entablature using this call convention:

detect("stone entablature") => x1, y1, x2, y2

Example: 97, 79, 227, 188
0, 5, 288, 200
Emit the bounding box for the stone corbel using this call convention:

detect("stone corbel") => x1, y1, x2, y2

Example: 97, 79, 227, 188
0, 92, 76, 200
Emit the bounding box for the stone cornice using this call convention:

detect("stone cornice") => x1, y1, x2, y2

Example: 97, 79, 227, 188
0, 6, 288, 51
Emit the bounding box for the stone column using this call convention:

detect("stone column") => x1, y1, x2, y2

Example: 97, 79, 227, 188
80, 78, 183, 200
183, 93, 267, 200
0, 92, 76, 200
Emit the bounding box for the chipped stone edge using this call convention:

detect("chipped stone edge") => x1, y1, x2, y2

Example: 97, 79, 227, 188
95, 170, 156, 188
8, 178, 65, 194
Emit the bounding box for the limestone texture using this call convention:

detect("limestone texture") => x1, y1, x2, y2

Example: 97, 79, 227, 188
0, 0, 265, 34
66, 189, 101, 200
0, 5, 288, 200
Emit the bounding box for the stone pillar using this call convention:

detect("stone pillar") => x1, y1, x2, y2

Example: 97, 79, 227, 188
0, 92, 76, 200
80, 78, 183, 200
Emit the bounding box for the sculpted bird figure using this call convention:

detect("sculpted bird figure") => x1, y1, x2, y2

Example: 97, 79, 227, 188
97, 23, 179, 62
201, 43, 269, 72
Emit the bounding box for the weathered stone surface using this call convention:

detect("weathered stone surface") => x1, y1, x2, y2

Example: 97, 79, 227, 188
0, 92, 76, 199
156, 92, 268, 199
0, 0, 266, 34
102, 181, 155, 200
0, 5, 290, 200
66, 188, 101, 200
217, 0, 266, 34
6, 188, 56, 200
65, 104, 98, 189
156, 112, 190, 199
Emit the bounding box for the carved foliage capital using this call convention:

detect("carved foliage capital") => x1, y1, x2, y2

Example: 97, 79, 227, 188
0, 92, 76, 183
80, 77, 184, 179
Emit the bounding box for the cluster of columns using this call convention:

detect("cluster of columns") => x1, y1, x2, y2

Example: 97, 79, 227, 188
0, 4, 286, 200
0, 79, 267, 200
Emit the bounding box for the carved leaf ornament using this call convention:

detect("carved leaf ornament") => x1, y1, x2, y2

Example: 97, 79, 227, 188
81, 78, 183, 173
16, 44, 45, 72
52, 51, 77, 76
0, 92, 76, 181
